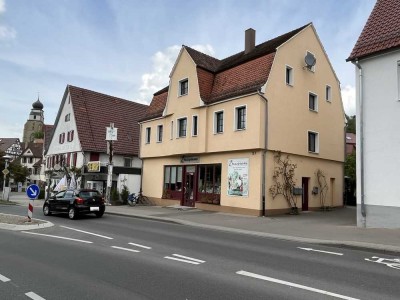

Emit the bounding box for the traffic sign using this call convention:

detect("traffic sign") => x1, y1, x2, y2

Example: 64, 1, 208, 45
2, 168, 9, 176
26, 184, 40, 199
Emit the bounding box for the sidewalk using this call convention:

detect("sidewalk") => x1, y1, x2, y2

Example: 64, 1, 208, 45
5, 193, 400, 254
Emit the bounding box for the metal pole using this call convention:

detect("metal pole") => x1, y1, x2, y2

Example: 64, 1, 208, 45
2, 158, 9, 201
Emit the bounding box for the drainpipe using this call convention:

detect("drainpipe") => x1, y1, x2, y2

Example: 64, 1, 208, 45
258, 91, 268, 217
354, 59, 366, 227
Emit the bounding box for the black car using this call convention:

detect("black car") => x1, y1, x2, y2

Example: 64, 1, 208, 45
43, 189, 105, 220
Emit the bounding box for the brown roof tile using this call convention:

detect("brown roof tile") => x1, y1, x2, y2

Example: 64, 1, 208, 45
21, 142, 43, 157
347, 0, 400, 61
68, 85, 148, 156
142, 24, 309, 120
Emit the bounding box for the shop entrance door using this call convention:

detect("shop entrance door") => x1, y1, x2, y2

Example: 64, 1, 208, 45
182, 166, 196, 207
302, 177, 309, 211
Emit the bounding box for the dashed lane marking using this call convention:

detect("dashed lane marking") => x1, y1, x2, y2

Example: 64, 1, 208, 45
60, 226, 113, 239
128, 242, 152, 249
0, 274, 10, 282
25, 291, 46, 300
164, 254, 205, 265
111, 246, 140, 253
22, 231, 92, 244
236, 270, 359, 300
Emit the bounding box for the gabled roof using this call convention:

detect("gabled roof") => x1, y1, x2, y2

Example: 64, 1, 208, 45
43, 125, 54, 153
51, 85, 148, 156
142, 23, 310, 121
0, 138, 20, 152
347, 0, 400, 61
21, 142, 43, 157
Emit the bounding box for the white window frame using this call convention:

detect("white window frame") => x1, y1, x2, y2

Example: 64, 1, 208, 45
124, 157, 132, 167
308, 92, 318, 112
285, 65, 293, 86
178, 78, 189, 97
192, 115, 198, 137
177, 117, 188, 138
234, 105, 247, 131
326, 85, 332, 102
145, 127, 151, 144
214, 110, 224, 134
308, 130, 319, 154
170, 121, 174, 140
157, 125, 163, 143
305, 50, 316, 72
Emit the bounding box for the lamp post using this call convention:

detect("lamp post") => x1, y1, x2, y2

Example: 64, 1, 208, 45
2, 155, 12, 201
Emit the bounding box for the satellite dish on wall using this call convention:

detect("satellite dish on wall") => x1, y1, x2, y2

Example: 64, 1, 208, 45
305, 52, 316, 69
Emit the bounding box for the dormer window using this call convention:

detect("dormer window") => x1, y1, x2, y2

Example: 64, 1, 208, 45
179, 79, 189, 96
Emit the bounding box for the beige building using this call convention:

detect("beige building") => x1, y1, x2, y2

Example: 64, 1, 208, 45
139, 23, 345, 216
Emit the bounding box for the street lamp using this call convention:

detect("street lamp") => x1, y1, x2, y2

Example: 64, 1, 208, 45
2, 155, 12, 201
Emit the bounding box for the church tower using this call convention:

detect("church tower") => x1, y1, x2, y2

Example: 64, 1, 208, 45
23, 97, 44, 145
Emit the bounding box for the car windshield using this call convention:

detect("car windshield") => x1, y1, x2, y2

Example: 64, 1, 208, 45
79, 191, 100, 199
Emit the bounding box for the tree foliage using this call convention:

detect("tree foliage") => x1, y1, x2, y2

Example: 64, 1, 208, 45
8, 160, 29, 184
346, 114, 356, 134
345, 152, 356, 184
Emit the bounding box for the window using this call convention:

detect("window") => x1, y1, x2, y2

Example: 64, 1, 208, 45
29, 157, 33, 164
326, 85, 332, 102
214, 111, 224, 133
170, 121, 174, 139
179, 79, 188, 96
198, 164, 221, 205
309, 93, 318, 111
59, 133, 65, 144
124, 157, 132, 167
235, 106, 246, 130
157, 125, 163, 142
164, 166, 183, 193
65, 113, 70, 122
178, 118, 187, 138
286, 65, 293, 85
192, 115, 198, 136
67, 130, 74, 142
308, 131, 319, 153
145, 127, 151, 144
21, 157, 25, 163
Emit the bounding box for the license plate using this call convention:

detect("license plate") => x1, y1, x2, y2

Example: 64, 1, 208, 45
90, 207, 99, 211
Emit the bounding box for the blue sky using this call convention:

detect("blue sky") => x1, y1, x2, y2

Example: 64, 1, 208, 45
0, 0, 375, 139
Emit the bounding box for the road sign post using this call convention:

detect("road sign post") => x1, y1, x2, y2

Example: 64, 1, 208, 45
26, 184, 40, 222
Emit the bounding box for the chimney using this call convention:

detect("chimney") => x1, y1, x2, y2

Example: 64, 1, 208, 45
245, 28, 255, 54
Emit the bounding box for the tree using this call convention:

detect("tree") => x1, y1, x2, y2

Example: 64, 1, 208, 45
345, 152, 356, 184
8, 161, 30, 185
346, 114, 356, 134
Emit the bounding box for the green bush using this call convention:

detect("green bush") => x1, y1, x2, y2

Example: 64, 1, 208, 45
111, 188, 120, 205
120, 185, 129, 205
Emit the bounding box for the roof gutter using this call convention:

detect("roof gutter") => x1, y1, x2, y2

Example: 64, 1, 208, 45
353, 59, 366, 227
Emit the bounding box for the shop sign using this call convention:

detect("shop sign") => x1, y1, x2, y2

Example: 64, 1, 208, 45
227, 158, 249, 197
180, 156, 200, 164
87, 161, 101, 172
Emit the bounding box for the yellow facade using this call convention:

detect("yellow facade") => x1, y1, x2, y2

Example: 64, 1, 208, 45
140, 24, 345, 215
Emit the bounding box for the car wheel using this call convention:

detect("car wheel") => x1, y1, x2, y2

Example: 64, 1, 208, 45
43, 204, 51, 216
95, 211, 104, 218
68, 206, 78, 220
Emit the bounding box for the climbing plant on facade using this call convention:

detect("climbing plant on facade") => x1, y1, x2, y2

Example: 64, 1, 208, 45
315, 169, 329, 210
269, 151, 298, 214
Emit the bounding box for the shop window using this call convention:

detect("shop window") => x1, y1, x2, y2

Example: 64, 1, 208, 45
163, 166, 183, 199
198, 164, 221, 205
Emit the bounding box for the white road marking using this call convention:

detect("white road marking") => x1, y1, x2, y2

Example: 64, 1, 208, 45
164, 254, 205, 265
111, 246, 140, 253
236, 270, 359, 300
365, 256, 400, 270
0, 274, 10, 282
22, 231, 92, 244
128, 242, 152, 249
60, 226, 113, 239
297, 247, 343, 256
25, 291, 46, 300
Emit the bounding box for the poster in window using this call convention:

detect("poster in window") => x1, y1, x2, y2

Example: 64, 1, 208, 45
227, 158, 249, 196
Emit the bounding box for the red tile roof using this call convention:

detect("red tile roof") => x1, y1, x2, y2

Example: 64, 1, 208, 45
21, 142, 43, 157
143, 24, 310, 120
43, 124, 54, 153
347, 0, 400, 61
68, 85, 148, 156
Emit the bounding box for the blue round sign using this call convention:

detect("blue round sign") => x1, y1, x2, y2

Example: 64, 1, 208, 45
26, 184, 40, 199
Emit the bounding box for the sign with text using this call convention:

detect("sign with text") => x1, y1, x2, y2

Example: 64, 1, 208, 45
87, 161, 101, 172
227, 158, 249, 197
106, 126, 118, 141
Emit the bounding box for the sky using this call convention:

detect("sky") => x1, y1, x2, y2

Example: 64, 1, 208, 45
0, 0, 376, 140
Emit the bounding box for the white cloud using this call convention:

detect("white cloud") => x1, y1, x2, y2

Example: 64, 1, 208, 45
0, 0, 5, 13
0, 25, 16, 40
138, 44, 215, 103
341, 84, 356, 116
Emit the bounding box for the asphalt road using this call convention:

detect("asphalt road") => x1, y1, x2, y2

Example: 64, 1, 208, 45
1, 205, 400, 300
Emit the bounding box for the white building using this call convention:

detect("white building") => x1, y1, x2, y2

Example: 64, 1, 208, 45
347, 0, 400, 228
45, 85, 148, 197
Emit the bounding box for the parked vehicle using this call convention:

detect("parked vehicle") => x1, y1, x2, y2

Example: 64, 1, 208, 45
127, 192, 150, 206
43, 189, 105, 220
